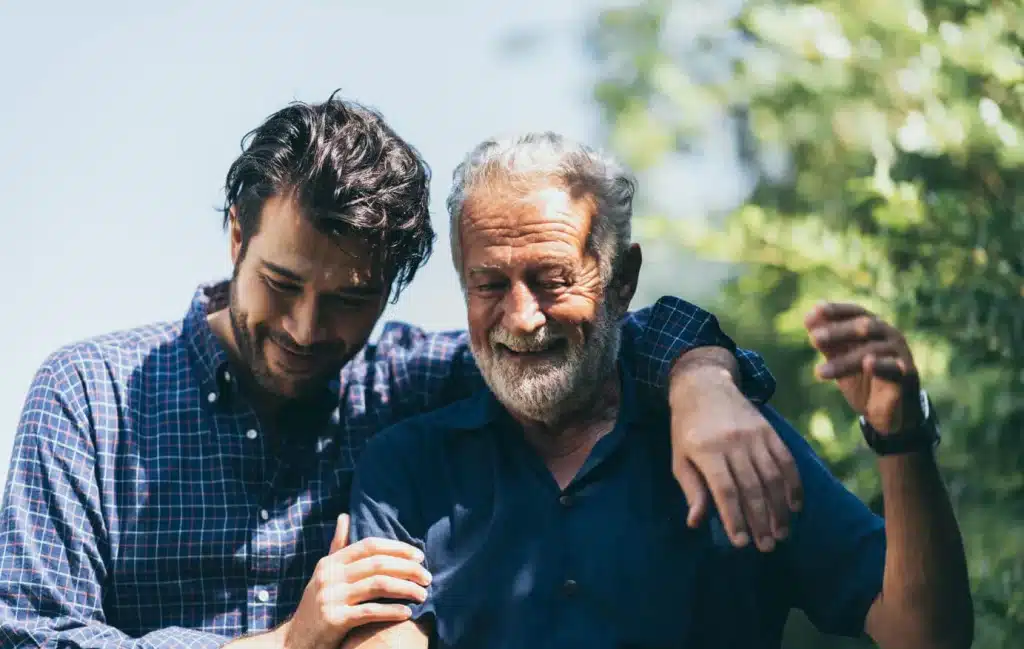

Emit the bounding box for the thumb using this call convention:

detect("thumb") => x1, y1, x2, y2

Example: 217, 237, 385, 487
330, 513, 350, 554
674, 458, 710, 528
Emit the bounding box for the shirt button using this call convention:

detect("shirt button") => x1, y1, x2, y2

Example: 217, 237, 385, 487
259, 509, 270, 521
256, 589, 270, 603
562, 579, 579, 596
246, 429, 259, 440
558, 494, 574, 507
207, 392, 218, 403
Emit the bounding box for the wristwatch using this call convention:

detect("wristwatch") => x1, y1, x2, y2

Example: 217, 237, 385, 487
859, 388, 941, 456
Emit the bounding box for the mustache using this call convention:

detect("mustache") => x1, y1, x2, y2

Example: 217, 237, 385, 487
489, 325, 567, 353
266, 330, 346, 358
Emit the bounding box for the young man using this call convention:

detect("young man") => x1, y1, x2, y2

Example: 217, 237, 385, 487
0, 97, 798, 649
344, 132, 972, 649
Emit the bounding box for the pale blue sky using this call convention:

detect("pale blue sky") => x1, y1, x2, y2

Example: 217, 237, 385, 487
0, 1, 743, 482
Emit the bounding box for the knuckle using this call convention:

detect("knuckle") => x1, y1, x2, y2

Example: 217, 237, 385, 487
362, 538, 382, 553
324, 606, 347, 627
717, 483, 739, 502
761, 468, 783, 489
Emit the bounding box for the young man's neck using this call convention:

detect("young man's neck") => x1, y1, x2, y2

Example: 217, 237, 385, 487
206, 308, 285, 421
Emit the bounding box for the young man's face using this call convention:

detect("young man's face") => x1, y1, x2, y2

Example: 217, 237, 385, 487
226, 195, 388, 401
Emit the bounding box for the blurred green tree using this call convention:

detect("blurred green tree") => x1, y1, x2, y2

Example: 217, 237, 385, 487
589, 0, 1024, 647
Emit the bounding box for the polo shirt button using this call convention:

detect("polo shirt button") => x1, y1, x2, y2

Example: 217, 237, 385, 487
246, 429, 259, 440
562, 579, 579, 596
558, 494, 574, 507
256, 589, 270, 603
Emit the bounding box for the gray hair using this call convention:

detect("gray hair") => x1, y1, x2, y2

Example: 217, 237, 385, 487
446, 132, 636, 289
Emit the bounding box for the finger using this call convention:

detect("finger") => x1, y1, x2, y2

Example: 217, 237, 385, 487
765, 432, 803, 513
700, 455, 749, 548
337, 537, 426, 564
750, 438, 790, 541
331, 602, 413, 629
804, 302, 870, 329
344, 555, 432, 587
673, 457, 710, 528
808, 316, 888, 351
816, 341, 899, 380
330, 514, 350, 554
864, 354, 909, 384
344, 575, 430, 605
727, 452, 775, 552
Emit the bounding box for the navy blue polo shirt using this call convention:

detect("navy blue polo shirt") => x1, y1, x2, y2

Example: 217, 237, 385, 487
348, 365, 885, 649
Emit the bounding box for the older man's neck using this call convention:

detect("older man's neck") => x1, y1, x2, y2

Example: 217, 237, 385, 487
513, 371, 622, 490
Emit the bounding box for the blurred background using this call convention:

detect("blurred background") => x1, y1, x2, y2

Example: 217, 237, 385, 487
1, 1, 1020, 647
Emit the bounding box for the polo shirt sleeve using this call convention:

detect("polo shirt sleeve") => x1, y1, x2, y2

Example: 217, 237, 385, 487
347, 424, 435, 624
761, 406, 886, 638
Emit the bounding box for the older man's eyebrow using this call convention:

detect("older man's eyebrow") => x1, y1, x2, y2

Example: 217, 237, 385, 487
467, 265, 505, 276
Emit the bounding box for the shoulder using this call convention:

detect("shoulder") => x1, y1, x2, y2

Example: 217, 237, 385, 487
27, 320, 186, 418
39, 321, 182, 381
359, 322, 469, 360
361, 394, 487, 465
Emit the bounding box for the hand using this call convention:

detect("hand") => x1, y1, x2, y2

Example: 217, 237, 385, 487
669, 367, 803, 553
805, 302, 923, 434
277, 514, 431, 649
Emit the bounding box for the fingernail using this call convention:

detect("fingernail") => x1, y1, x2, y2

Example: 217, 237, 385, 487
733, 532, 750, 547
414, 550, 425, 562
759, 537, 776, 552
811, 328, 827, 344
817, 363, 834, 379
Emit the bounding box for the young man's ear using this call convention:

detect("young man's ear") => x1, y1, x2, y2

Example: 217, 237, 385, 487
229, 206, 244, 266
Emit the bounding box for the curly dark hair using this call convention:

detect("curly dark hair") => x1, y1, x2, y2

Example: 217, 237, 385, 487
222, 90, 434, 300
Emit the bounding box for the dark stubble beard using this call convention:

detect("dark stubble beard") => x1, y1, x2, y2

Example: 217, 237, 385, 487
226, 277, 345, 403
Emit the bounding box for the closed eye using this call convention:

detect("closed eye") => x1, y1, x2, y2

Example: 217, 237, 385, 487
263, 275, 300, 294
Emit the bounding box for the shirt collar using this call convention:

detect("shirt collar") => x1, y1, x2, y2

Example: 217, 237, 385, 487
182, 281, 235, 412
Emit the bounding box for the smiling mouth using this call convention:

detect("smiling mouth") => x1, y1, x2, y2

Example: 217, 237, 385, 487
271, 341, 319, 371
497, 339, 568, 357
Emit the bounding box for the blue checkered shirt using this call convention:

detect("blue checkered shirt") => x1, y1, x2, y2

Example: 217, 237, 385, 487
0, 282, 774, 648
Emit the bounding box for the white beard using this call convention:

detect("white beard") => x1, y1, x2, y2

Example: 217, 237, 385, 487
471, 303, 621, 425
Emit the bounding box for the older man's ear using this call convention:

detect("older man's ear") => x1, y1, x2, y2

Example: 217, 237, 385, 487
610, 243, 643, 314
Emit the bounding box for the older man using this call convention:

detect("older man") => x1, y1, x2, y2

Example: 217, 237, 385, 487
0, 97, 796, 649
342, 132, 973, 649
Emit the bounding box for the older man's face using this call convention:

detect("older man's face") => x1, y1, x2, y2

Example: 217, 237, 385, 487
459, 180, 637, 423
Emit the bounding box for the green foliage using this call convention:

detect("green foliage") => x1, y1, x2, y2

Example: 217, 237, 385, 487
591, 0, 1024, 646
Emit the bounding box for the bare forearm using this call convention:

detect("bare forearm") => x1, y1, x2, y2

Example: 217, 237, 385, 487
670, 346, 740, 392
223, 627, 284, 649
867, 452, 973, 649
340, 622, 428, 649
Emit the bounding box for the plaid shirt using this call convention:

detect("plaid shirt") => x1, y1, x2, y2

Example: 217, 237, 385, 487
0, 282, 773, 649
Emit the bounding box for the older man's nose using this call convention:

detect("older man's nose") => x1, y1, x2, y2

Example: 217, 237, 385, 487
502, 283, 546, 335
